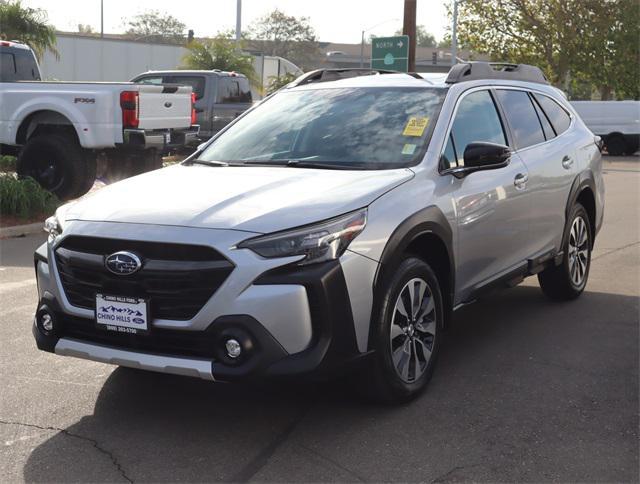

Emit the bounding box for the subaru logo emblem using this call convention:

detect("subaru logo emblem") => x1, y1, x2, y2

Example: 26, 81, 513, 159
105, 251, 142, 275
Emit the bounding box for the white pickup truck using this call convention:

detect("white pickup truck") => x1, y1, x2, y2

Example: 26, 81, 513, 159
0, 41, 199, 199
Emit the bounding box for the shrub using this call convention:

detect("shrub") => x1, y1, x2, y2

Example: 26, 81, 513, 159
0, 155, 17, 172
0, 174, 60, 219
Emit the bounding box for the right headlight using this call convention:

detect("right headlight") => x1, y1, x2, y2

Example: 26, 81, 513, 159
237, 209, 367, 266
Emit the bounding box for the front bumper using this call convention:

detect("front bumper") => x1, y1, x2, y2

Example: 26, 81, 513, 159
122, 126, 199, 150
33, 223, 375, 381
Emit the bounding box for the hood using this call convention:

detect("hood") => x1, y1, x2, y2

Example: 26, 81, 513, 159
63, 164, 414, 233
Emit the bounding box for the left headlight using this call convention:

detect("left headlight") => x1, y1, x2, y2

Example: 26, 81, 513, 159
44, 215, 62, 242
237, 208, 367, 266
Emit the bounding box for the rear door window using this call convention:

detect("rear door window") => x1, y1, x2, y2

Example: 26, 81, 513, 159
533, 93, 571, 135
165, 75, 206, 100
15, 51, 39, 80
496, 89, 546, 149
219, 77, 252, 103
444, 89, 507, 167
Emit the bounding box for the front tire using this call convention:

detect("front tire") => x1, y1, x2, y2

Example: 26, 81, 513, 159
363, 257, 443, 403
538, 203, 592, 300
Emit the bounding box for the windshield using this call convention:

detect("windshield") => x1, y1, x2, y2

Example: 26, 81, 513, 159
196, 86, 446, 169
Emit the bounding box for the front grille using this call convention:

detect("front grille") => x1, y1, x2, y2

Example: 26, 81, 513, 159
57, 314, 217, 358
55, 236, 234, 320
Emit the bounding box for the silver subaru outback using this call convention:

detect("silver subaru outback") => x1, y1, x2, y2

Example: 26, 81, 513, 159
34, 63, 604, 402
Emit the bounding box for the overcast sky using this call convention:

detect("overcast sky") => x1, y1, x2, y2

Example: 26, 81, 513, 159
24, 0, 450, 44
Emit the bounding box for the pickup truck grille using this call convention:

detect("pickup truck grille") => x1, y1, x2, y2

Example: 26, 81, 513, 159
55, 236, 233, 321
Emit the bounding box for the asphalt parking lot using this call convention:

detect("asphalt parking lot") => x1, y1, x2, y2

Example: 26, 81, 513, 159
1, 156, 638, 483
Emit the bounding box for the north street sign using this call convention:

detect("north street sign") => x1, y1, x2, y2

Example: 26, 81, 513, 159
371, 35, 410, 72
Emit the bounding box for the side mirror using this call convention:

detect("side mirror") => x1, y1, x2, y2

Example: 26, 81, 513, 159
447, 142, 511, 178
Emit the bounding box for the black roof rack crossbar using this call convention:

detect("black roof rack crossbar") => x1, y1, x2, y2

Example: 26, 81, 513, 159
445, 62, 549, 85
289, 68, 398, 87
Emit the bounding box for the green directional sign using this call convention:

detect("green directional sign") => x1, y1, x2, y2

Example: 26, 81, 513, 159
371, 35, 409, 72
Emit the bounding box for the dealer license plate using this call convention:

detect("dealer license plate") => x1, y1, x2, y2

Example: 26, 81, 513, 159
95, 294, 148, 334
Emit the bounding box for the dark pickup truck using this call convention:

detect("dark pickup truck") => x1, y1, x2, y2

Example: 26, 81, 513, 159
132, 70, 253, 140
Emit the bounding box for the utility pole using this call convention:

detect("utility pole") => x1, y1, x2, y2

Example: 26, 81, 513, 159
100, 0, 104, 38
451, 0, 458, 65
236, 0, 242, 44
402, 0, 417, 71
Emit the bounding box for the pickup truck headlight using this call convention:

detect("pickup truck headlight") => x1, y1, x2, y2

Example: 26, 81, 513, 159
238, 209, 367, 266
44, 215, 62, 242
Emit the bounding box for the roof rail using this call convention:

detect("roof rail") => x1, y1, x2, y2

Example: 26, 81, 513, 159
289, 68, 396, 87
445, 62, 549, 85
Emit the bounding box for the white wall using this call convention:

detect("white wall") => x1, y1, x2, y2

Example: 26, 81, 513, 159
40, 34, 187, 82
39, 34, 302, 98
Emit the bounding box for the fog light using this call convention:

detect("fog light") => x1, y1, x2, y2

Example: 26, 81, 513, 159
225, 338, 242, 359
41, 313, 54, 331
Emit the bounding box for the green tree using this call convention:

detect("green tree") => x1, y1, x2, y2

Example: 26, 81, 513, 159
248, 9, 319, 70
123, 10, 186, 43
266, 72, 297, 95
395, 25, 436, 47
181, 35, 257, 85
0, 0, 57, 60
454, 0, 639, 99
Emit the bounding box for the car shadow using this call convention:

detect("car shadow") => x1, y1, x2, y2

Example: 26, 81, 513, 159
22, 285, 639, 482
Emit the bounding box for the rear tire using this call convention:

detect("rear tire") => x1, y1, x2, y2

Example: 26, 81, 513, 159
17, 134, 88, 200
538, 203, 592, 301
361, 257, 443, 403
605, 134, 626, 156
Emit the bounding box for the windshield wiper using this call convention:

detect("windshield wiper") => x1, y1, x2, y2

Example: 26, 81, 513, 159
285, 160, 368, 170
184, 159, 229, 167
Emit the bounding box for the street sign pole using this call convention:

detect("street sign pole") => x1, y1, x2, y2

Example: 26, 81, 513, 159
371, 36, 410, 72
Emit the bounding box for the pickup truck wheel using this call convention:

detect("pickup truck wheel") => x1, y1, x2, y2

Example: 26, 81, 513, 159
361, 257, 443, 403
17, 134, 87, 200
538, 203, 592, 301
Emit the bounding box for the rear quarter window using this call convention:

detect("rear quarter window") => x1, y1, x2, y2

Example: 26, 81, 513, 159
533, 93, 572, 135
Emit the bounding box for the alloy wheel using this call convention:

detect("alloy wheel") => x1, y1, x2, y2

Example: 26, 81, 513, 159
389, 277, 437, 383
568, 215, 589, 287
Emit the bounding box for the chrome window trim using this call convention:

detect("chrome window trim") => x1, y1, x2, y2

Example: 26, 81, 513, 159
436, 84, 576, 174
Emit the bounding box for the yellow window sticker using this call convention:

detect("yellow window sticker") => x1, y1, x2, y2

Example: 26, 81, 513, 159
402, 143, 416, 155
402, 117, 429, 137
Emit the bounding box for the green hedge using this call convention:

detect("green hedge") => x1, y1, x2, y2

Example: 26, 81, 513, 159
0, 155, 17, 172
0, 174, 60, 219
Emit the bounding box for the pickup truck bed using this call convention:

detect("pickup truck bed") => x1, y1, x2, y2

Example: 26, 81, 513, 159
0, 41, 199, 199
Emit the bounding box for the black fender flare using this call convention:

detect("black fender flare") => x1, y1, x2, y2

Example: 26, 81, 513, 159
368, 205, 455, 350
563, 170, 597, 249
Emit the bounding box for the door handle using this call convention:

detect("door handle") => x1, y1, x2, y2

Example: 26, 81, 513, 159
562, 155, 574, 169
514, 173, 528, 190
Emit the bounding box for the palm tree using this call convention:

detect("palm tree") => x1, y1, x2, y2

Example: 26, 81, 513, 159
182, 35, 258, 86
0, 0, 58, 60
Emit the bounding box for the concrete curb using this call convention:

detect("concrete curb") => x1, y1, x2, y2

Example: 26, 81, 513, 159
0, 222, 43, 239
